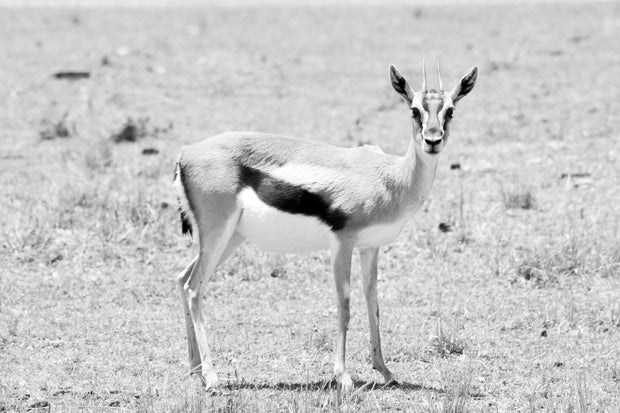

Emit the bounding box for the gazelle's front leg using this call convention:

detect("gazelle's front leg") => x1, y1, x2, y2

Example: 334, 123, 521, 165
359, 247, 395, 385
330, 237, 355, 393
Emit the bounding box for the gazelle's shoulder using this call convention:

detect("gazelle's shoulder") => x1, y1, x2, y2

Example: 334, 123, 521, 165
359, 144, 386, 155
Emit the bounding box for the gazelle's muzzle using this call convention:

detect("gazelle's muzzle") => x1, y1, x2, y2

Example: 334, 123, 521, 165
422, 128, 444, 152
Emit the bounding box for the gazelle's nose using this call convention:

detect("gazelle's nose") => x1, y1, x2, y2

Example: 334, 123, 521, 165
423, 128, 444, 145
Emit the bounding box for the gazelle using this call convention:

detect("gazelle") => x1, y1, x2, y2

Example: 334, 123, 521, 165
174, 62, 478, 392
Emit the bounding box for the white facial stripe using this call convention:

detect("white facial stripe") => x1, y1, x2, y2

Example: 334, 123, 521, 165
422, 110, 429, 127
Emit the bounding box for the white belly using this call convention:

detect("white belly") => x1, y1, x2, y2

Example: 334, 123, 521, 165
237, 188, 331, 253
236, 188, 410, 253
355, 216, 409, 249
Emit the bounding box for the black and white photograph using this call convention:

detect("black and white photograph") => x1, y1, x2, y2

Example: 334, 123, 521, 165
1, 0, 618, 411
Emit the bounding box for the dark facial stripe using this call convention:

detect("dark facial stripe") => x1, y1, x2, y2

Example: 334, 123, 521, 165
239, 165, 347, 231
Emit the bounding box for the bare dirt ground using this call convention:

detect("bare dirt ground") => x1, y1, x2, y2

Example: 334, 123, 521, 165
1, 2, 619, 412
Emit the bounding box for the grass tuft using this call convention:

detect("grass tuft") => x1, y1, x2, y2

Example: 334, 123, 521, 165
501, 183, 536, 210
111, 117, 173, 143
40, 112, 73, 140
576, 372, 589, 413
425, 371, 472, 413
430, 319, 466, 358
84, 140, 114, 171
112, 117, 149, 143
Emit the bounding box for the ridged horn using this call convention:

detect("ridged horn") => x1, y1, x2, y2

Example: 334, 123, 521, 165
422, 59, 427, 92
437, 59, 443, 92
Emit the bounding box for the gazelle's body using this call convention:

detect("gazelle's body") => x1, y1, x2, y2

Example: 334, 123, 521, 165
178, 132, 436, 253
175, 63, 478, 392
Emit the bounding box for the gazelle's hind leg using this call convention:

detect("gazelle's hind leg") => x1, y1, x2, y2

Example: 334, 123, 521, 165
216, 232, 244, 269
183, 206, 242, 390
177, 257, 200, 374
178, 232, 244, 381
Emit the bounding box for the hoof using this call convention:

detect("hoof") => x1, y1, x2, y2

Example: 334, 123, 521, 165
338, 372, 354, 394
383, 376, 399, 387
375, 367, 397, 387
201, 371, 219, 391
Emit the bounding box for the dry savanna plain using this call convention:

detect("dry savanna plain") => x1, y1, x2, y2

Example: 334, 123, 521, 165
1, 2, 619, 412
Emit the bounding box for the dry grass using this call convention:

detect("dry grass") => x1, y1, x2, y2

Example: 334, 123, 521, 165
425, 372, 472, 413
39, 111, 73, 141
430, 319, 466, 358
501, 182, 536, 210
1, 2, 620, 412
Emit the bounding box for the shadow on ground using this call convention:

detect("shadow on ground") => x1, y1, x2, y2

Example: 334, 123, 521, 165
224, 379, 443, 393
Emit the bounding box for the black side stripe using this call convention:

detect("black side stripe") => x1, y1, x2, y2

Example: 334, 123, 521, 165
239, 165, 347, 231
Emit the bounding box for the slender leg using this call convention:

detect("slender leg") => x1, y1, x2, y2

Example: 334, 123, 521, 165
184, 209, 241, 389
359, 248, 395, 384
177, 233, 243, 378
330, 237, 354, 393
216, 232, 244, 269
177, 257, 200, 374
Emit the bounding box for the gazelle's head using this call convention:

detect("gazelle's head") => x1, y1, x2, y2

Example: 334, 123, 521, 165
390, 62, 478, 155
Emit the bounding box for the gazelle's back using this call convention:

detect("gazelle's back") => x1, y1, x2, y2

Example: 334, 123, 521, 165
180, 132, 401, 214
180, 131, 396, 175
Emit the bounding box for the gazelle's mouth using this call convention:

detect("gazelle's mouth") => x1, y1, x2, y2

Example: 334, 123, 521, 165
423, 141, 443, 154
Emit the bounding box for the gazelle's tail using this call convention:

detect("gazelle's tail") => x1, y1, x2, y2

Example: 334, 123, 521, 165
174, 159, 194, 237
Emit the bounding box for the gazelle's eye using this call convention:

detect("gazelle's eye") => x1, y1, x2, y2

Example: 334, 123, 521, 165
445, 107, 454, 119
411, 107, 421, 119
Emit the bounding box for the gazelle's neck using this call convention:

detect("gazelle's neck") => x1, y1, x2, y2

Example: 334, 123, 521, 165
397, 136, 440, 210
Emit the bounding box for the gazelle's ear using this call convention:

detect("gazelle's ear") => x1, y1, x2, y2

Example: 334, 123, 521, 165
450, 66, 478, 104
390, 65, 414, 105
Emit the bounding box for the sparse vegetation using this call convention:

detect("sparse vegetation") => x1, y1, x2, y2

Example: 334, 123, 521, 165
501, 182, 536, 210
1, 2, 619, 412
430, 319, 466, 358
111, 117, 149, 143
111, 117, 173, 143
425, 372, 472, 413
39, 111, 73, 140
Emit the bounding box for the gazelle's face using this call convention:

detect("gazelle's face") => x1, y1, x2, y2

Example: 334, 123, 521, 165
410, 91, 454, 155
389, 63, 478, 156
